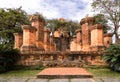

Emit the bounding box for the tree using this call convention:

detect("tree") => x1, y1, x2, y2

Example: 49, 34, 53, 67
0, 43, 20, 73
0, 7, 29, 46
92, 0, 120, 43
94, 14, 110, 33
46, 18, 80, 36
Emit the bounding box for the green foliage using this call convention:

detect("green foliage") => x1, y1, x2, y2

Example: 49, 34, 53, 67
0, 7, 29, 46
0, 43, 20, 73
33, 12, 45, 22
12, 65, 45, 70
92, 0, 120, 43
94, 14, 110, 33
46, 19, 80, 35
102, 44, 120, 72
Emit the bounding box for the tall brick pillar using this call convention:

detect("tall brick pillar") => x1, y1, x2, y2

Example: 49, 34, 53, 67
104, 33, 112, 48
80, 17, 94, 51
21, 25, 37, 52
50, 36, 55, 51
75, 29, 82, 51
44, 27, 51, 51
90, 24, 105, 51
30, 15, 45, 50
14, 33, 23, 49
70, 35, 77, 51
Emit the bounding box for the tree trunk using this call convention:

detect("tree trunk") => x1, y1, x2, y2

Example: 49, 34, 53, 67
114, 23, 120, 43
116, 37, 120, 44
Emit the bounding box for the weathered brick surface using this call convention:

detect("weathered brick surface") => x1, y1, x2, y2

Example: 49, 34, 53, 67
22, 25, 36, 46
90, 24, 104, 51
91, 24, 104, 46
54, 31, 61, 37
14, 33, 23, 49
14, 15, 112, 66
75, 29, 82, 43
20, 25, 37, 52
44, 27, 51, 51
104, 33, 112, 48
80, 17, 93, 51
70, 41, 77, 51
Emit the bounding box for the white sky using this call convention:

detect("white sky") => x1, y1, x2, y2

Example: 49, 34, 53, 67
0, 0, 94, 22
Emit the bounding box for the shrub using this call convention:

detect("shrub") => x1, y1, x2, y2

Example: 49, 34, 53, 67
0, 43, 20, 73
12, 65, 45, 70
102, 44, 120, 72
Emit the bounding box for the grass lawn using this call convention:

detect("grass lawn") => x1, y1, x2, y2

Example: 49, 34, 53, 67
0, 70, 41, 77
86, 66, 120, 77
0, 66, 120, 78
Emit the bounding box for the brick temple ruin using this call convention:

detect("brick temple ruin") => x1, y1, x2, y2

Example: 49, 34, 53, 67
14, 15, 112, 66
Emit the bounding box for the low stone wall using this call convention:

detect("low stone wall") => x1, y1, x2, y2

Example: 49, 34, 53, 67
17, 51, 105, 67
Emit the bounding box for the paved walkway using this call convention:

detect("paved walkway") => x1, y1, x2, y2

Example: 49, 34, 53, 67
0, 68, 120, 82
0, 77, 120, 82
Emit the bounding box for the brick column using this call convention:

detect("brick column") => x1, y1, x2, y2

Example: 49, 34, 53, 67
21, 25, 37, 52
90, 24, 105, 51
50, 36, 55, 51
44, 27, 51, 51
75, 29, 82, 51
14, 33, 23, 49
30, 15, 45, 50
70, 35, 77, 51
104, 33, 112, 48
80, 17, 94, 51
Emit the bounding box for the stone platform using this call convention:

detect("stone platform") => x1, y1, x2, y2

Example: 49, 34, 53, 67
36, 67, 93, 79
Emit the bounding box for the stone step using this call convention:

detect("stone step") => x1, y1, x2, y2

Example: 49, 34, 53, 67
36, 67, 93, 79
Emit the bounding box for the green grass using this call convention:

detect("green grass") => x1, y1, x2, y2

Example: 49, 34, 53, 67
0, 70, 41, 77
86, 66, 120, 77
0, 65, 120, 78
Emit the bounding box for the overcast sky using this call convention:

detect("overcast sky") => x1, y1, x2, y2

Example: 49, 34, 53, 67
0, 0, 94, 22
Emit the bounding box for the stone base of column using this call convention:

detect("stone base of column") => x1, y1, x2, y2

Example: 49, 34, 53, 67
36, 41, 45, 51
90, 46, 105, 51
37, 47, 45, 51
44, 44, 50, 51
76, 43, 82, 51
81, 45, 90, 51
20, 45, 38, 53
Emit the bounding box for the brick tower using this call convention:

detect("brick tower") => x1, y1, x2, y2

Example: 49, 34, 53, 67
80, 17, 94, 51
30, 14, 45, 50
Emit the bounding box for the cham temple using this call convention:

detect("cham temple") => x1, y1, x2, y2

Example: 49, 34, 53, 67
14, 15, 112, 67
